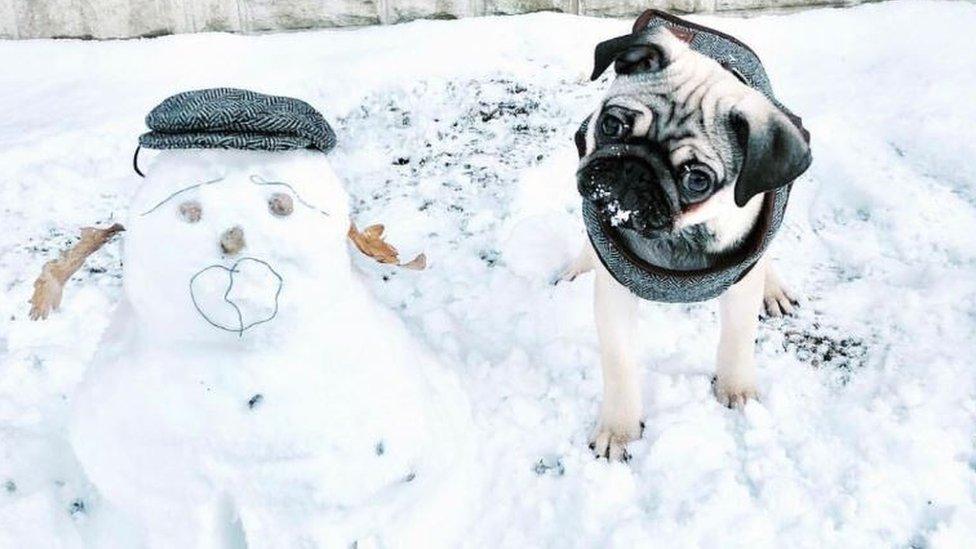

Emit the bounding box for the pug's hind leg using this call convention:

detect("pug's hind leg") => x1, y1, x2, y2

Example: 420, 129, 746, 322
554, 242, 595, 285
590, 266, 644, 461
714, 257, 766, 409
762, 262, 799, 317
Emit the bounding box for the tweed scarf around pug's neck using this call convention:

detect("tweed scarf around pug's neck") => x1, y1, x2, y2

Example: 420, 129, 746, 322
581, 10, 810, 303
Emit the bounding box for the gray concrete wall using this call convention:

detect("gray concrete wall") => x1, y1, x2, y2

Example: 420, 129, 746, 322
0, 0, 869, 39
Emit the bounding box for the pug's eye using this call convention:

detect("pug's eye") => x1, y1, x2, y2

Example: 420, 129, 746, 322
599, 112, 629, 140
268, 192, 294, 217
178, 200, 202, 223
680, 166, 714, 200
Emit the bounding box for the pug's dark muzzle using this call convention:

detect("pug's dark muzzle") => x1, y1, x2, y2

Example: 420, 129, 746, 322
577, 146, 679, 236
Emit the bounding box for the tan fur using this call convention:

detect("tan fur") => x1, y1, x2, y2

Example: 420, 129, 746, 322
581, 27, 788, 250
572, 28, 801, 460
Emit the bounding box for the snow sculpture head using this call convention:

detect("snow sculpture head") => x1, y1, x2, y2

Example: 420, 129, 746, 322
120, 88, 343, 340
124, 149, 350, 340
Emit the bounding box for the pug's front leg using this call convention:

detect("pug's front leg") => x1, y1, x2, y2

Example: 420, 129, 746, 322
590, 265, 644, 460
713, 257, 767, 408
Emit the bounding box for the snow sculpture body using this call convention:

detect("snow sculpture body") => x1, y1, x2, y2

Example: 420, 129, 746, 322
68, 97, 473, 547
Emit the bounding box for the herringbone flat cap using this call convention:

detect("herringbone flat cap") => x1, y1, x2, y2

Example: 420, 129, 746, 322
139, 88, 337, 153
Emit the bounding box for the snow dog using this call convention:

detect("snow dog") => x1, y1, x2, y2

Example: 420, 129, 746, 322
564, 11, 812, 460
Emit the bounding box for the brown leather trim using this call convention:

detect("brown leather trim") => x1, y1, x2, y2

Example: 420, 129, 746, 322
668, 26, 696, 44
632, 9, 656, 33
631, 10, 695, 44
632, 9, 762, 62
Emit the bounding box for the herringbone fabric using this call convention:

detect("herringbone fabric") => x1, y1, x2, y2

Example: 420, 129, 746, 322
583, 187, 789, 303
139, 88, 336, 153
582, 11, 808, 303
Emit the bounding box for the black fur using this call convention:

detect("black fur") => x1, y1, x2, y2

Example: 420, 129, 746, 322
731, 104, 812, 207
577, 147, 679, 236
617, 224, 722, 271
591, 34, 640, 80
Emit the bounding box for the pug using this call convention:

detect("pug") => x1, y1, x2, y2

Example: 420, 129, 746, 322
563, 11, 812, 460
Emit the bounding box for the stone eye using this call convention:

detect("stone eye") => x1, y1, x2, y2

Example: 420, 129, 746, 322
268, 192, 294, 217
178, 200, 202, 223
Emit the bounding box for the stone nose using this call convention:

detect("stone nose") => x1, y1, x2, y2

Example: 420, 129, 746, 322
219, 226, 246, 256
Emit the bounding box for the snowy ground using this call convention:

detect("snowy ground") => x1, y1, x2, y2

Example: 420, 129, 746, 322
2, 1, 976, 546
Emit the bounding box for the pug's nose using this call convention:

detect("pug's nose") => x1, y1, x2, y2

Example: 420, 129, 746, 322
219, 226, 246, 256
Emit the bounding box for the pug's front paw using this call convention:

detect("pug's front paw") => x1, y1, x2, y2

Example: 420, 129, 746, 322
712, 376, 758, 409
589, 420, 643, 462
552, 262, 589, 285
763, 272, 799, 317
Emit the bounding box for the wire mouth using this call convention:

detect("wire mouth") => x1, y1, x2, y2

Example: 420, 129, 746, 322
189, 257, 283, 338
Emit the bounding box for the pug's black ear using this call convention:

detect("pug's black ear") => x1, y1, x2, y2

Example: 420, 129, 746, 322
591, 34, 639, 81
730, 96, 812, 207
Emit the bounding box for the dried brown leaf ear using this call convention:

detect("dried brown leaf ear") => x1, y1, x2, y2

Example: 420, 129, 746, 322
29, 223, 125, 320
400, 253, 427, 271
348, 223, 398, 264
362, 224, 386, 241
347, 222, 426, 271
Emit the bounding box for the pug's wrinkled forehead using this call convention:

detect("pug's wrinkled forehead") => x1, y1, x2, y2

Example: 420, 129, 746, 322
595, 28, 756, 125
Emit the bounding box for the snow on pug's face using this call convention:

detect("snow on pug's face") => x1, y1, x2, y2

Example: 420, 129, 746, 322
123, 149, 351, 340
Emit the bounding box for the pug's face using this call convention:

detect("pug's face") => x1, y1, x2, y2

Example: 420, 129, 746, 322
577, 28, 811, 242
